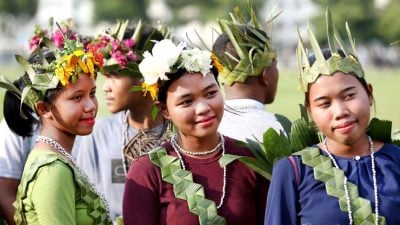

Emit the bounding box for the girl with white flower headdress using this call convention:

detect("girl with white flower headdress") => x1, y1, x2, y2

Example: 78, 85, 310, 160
122, 39, 268, 225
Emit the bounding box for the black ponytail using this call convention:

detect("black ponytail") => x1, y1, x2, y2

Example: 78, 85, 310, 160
3, 49, 57, 137
3, 77, 38, 137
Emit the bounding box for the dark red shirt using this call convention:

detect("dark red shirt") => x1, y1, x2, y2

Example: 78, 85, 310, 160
123, 136, 268, 225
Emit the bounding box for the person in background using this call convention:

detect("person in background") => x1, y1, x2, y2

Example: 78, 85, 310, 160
74, 20, 169, 222
0, 19, 82, 225
265, 9, 400, 225
0, 31, 111, 224
122, 39, 268, 225
212, 4, 285, 142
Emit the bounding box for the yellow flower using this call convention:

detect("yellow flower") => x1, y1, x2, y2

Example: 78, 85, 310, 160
141, 82, 158, 101
85, 52, 96, 79
211, 53, 225, 74
55, 67, 68, 86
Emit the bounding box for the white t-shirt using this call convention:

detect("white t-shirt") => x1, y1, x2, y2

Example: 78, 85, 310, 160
218, 99, 285, 142
74, 111, 167, 222
0, 119, 37, 179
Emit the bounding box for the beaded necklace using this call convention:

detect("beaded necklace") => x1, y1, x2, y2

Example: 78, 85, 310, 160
171, 134, 222, 156
171, 134, 227, 209
323, 136, 379, 225
35, 135, 111, 220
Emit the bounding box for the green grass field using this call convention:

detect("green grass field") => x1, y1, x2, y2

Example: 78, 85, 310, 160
1, 66, 400, 131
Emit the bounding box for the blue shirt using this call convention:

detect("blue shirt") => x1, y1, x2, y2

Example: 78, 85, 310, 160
265, 143, 400, 225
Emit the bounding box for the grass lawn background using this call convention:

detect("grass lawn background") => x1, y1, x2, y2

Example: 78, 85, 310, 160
1, 66, 399, 132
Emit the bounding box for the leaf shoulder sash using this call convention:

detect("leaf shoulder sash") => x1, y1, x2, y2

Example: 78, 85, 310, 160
148, 147, 226, 225
294, 147, 386, 225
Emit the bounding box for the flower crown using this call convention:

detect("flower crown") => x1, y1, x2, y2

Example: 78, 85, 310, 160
214, 2, 278, 86
138, 39, 213, 100
0, 29, 103, 118
88, 20, 166, 76
296, 8, 365, 92
28, 18, 77, 53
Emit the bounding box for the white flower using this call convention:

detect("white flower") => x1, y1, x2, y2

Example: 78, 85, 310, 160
180, 48, 212, 76
139, 51, 170, 85
152, 39, 184, 67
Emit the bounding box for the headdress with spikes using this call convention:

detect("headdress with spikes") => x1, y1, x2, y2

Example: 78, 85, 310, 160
214, 2, 279, 86
87, 20, 169, 77
296, 8, 365, 92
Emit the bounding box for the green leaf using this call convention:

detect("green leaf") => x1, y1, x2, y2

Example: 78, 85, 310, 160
32, 74, 58, 90
151, 105, 159, 120
367, 117, 392, 143
15, 55, 36, 81
130, 85, 143, 92
237, 156, 271, 180
290, 118, 320, 151
275, 113, 292, 137
219, 154, 271, 180
219, 154, 242, 167
263, 128, 292, 161
245, 138, 269, 164
20, 86, 38, 118
0, 75, 22, 96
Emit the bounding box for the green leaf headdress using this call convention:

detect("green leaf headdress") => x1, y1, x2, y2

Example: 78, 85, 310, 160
214, 2, 278, 86
0, 28, 103, 118
296, 8, 365, 92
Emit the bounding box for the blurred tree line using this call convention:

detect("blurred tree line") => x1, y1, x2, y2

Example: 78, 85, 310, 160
0, 0, 38, 16
311, 0, 400, 45
1, 0, 398, 45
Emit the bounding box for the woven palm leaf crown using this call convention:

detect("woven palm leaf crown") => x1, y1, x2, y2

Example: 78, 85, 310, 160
296, 9, 365, 92
216, 3, 277, 86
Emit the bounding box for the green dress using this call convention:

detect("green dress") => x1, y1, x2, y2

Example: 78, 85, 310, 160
13, 149, 112, 225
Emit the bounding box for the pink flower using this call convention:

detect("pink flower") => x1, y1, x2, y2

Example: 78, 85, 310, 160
111, 40, 120, 51
29, 35, 41, 51
112, 51, 128, 67
51, 31, 65, 48
127, 51, 137, 62
123, 39, 135, 49
51, 29, 77, 48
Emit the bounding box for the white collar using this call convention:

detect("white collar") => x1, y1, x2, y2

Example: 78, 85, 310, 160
224, 99, 266, 111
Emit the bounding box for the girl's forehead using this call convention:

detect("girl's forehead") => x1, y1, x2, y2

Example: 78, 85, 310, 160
308, 73, 363, 96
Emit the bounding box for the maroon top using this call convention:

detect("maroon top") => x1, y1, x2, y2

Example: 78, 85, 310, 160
122, 136, 268, 225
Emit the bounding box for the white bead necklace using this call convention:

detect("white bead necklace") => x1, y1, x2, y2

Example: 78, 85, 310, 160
36, 135, 111, 220
323, 136, 379, 225
171, 134, 227, 209
171, 134, 222, 156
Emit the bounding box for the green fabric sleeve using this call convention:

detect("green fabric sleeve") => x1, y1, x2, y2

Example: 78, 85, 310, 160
30, 160, 76, 225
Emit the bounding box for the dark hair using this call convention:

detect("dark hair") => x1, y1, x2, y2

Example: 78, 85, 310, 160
212, 25, 271, 70
124, 24, 164, 52
304, 48, 372, 106
157, 67, 219, 104
3, 49, 61, 137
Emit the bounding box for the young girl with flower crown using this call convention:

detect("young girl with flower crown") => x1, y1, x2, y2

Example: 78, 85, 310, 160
122, 39, 268, 225
264, 10, 400, 225
0, 34, 112, 224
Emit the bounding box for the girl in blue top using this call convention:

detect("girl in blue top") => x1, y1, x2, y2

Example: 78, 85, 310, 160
265, 10, 400, 225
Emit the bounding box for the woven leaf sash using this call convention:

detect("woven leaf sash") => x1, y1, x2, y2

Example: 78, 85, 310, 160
149, 147, 226, 225
295, 147, 386, 225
